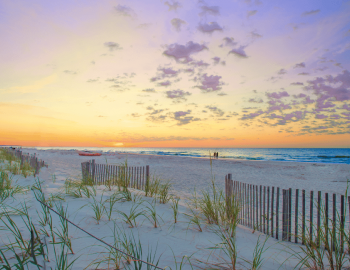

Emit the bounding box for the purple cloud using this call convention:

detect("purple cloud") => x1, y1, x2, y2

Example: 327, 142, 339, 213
343, 104, 350, 111
159, 80, 171, 87
248, 97, 263, 103
301, 10, 320, 17
240, 110, 264, 120
171, 18, 186, 31
221, 37, 237, 47
198, 22, 223, 33
159, 67, 179, 77
173, 110, 200, 125
190, 60, 210, 68
198, 73, 224, 93
114, 5, 134, 17
142, 88, 156, 93
229, 46, 248, 58
166, 89, 191, 101
298, 72, 310, 76
278, 69, 287, 75
104, 42, 122, 51
305, 70, 350, 103
163, 41, 207, 63
165, 1, 181, 11
266, 91, 290, 99
291, 82, 304, 86
212, 57, 220, 64
294, 93, 307, 98
205, 106, 225, 117
294, 62, 306, 68
251, 31, 262, 38
315, 114, 328, 119
199, 5, 220, 16
247, 10, 258, 18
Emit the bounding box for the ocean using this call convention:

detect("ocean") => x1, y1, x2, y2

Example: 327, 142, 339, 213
25, 147, 350, 164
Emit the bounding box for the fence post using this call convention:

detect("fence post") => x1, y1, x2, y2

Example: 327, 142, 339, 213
295, 189, 299, 243
341, 195, 345, 253
271, 186, 274, 237
302, 189, 306, 245
325, 193, 329, 246
333, 193, 336, 251
317, 191, 321, 247
282, 189, 286, 241
92, 159, 96, 183
288, 188, 292, 242
146, 165, 150, 192
276, 187, 280, 240
310, 191, 314, 243
260, 185, 262, 232
267, 186, 270, 235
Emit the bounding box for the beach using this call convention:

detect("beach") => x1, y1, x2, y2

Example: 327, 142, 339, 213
1, 148, 350, 269
30, 148, 350, 197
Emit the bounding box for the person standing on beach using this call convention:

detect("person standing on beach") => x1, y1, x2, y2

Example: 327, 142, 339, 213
217, 152, 219, 159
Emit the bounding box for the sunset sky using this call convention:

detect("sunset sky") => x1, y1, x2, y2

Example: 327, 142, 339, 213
1, 0, 350, 148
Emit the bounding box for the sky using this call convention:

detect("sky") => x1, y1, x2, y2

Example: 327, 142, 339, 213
1, 0, 350, 148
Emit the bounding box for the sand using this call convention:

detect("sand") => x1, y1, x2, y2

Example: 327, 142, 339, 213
1, 148, 350, 269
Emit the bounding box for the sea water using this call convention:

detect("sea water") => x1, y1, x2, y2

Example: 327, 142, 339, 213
28, 147, 350, 164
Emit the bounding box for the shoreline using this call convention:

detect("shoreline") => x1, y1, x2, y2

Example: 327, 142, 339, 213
20, 147, 350, 165
20, 148, 350, 197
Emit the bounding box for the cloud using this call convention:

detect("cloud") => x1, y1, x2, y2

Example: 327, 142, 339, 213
229, 46, 248, 58
298, 72, 310, 76
63, 70, 77, 75
173, 110, 200, 125
221, 37, 237, 47
247, 10, 258, 18
240, 110, 264, 120
315, 114, 328, 119
212, 57, 220, 64
217, 92, 227, 96
166, 89, 191, 102
158, 67, 179, 78
171, 18, 186, 31
248, 97, 263, 103
190, 60, 210, 68
343, 104, 350, 111
294, 62, 306, 68
87, 78, 99, 83
197, 22, 223, 33
199, 5, 220, 16
114, 5, 135, 17
158, 80, 172, 87
205, 106, 225, 117
104, 42, 122, 51
250, 31, 262, 38
163, 41, 207, 63
165, 0, 182, 11
142, 88, 156, 93
304, 71, 350, 113
301, 9, 320, 17
197, 73, 224, 93
291, 82, 304, 86
266, 91, 290, 99
294, 93, 307, 98
278, 69, 287, 75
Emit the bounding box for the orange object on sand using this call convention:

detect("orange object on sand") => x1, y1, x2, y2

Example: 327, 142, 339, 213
78, 151, 102, 156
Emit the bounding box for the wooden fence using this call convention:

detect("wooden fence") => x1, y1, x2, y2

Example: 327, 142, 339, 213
81, 159, 150, 191
3, 147, 47, 176
225, 173, 350, 247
